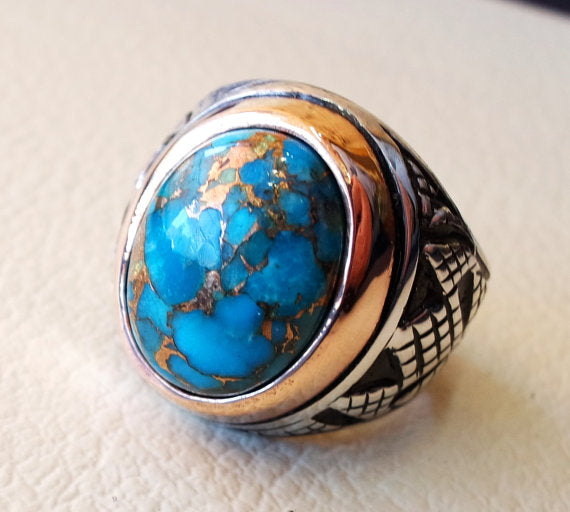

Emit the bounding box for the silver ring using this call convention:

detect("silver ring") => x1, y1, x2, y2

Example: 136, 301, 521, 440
117, 80, 490, 436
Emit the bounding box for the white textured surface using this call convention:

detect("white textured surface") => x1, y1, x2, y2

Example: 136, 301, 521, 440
1, 0, 569, 510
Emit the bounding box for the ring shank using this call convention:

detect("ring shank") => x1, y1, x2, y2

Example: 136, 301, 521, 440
118, 80, 490, 436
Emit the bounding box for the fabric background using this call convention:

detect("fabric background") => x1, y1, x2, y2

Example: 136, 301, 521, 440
1, 1, 568, 510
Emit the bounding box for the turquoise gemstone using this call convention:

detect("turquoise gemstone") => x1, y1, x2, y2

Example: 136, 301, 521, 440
126, 129, 346, 396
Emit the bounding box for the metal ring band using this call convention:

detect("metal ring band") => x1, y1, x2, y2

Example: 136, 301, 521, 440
117, 80, 490, 436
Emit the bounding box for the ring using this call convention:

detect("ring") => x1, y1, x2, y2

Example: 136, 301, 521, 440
117, 80, 490, 436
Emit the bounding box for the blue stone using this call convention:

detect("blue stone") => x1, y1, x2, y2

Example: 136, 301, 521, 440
243, 231, 326, 317
279, 190, 311, 226
314, 221, 344, 262
240, 152, 283, 199
271, 321, 287, 343
167, 354, 221, 389
222, 186, 247, 217
225, 207, 257, 245
239, 230, 271, 267
171, 297, 274, 378
221, 256, 249, 291
137, 284, 171, 335
135, 318, 163, 354
283, 138, 325, 180
126, 129, 346, 396
144, 209, 206, 305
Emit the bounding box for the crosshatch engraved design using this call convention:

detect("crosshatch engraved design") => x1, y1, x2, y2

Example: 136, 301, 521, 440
274, 152, 490, 436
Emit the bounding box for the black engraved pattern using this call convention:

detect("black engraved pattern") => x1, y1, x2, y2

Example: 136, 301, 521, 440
283, 152, 490, 435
